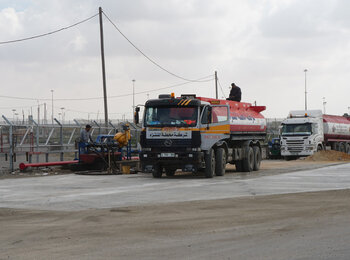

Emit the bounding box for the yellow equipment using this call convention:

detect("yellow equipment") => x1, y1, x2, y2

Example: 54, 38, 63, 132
113, 124, 131, 148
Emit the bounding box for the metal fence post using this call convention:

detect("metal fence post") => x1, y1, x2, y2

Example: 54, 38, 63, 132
54, 118, 64, 161
2, 115, 14, 172
30, 118, 40, 163
94, 120, 101, 135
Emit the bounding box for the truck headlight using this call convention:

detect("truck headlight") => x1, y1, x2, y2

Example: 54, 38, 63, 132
192, 148, 201, 151
189, 154, 193, 158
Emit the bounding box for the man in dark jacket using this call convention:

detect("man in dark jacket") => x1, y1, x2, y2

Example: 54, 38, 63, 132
227, 83, 241, 102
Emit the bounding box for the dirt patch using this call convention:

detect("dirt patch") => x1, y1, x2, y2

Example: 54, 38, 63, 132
305, 150, 350, 162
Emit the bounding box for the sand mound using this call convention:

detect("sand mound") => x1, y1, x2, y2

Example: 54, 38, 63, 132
305, 150, 350, 162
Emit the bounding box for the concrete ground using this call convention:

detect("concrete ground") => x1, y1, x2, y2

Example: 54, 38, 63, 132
1, 161, 350, 259
0, 162, 349, 211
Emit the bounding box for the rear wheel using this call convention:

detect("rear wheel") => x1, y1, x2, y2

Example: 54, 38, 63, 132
205, 149, 215, 178
165, 168, 176, 177
152, 165, 163, 178
215, 148, 226, 176
243, 146, 254, 172
317, 145, 323, 152
253, 146, 261, 171
339, 143, 346, 153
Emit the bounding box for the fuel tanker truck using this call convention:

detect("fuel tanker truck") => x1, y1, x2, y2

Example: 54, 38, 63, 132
134, 93, 267, 178
280, 110, 350, 159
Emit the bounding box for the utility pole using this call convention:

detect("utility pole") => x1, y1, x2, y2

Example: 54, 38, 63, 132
304, 69, 308, 110
215, 71, 218, 99
99, 6, 108, 129
322, 97, 327, 114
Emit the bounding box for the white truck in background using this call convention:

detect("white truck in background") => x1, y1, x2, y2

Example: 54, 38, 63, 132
280, 110, 350, 159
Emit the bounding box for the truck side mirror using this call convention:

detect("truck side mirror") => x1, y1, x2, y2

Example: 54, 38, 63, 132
134, 107, 140, 124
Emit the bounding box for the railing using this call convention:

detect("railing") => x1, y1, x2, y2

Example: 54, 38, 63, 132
0, 115, 141, 172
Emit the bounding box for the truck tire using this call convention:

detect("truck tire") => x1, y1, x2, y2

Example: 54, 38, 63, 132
253, 146, 261, 171
165, 168, 176, 177
242, 146, 254, 172
339, 143, 346, 153
205, 149, 215, 178
152, 165, 163, 178
317, 145, 323, 152
235, 160, 243, 172
215, 148, 226, 176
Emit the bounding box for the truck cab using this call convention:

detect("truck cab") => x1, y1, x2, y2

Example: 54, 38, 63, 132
280, 110, 324, 159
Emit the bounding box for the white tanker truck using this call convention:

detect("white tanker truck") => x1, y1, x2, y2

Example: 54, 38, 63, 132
280, 110, 350, 159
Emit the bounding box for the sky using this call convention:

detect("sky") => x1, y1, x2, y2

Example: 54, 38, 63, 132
0, 0, 350, 122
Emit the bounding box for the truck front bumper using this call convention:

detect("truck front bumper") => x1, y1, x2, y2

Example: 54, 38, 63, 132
281, 148, 315, 157
140, 151, 204, 173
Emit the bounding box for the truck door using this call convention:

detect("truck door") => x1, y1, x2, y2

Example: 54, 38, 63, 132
200, 105, 230, 150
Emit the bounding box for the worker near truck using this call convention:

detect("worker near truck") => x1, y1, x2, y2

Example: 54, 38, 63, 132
80, 124, 93, 143
227, 83, 241, 102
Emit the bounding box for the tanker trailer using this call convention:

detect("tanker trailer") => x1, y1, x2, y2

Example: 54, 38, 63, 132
136, 93, 267, 178
280, 110, 350, 159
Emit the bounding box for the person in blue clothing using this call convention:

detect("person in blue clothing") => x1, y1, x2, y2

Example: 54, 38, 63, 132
80, 124, 93, 143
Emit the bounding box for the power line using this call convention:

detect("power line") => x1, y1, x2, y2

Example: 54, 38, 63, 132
217, 78, 227, 98
0, 75, 213, 102
102, 10, 212, 83
0, 13, 99, 45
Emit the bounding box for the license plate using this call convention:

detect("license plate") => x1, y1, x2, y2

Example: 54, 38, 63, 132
161, 153, 175, 158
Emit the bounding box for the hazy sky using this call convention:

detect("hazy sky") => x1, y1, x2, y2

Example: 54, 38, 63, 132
0, 0, 350, 121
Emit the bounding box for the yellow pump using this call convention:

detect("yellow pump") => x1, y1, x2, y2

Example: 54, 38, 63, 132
113, 124, 131, 148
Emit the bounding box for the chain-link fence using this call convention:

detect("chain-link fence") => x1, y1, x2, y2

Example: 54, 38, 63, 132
0, 115, 141, 173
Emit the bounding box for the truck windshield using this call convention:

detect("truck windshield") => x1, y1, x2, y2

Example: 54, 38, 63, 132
144, 106, 198, 127
281, 123, 312, 136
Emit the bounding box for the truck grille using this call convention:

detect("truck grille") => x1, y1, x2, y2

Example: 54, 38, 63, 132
286, 139, 305, 152
145, 139, 192, 147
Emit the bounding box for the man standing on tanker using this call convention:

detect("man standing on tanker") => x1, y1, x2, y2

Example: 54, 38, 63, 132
227, 82, 241, 102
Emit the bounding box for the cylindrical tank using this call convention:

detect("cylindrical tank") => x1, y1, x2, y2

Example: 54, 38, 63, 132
323, 114, 350, 141
197, 97, 266, 133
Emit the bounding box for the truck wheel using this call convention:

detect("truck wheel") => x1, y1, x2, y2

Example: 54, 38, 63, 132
205, 149, 215, 178
165, 168, 176, 177
317, 145, 323, 152
333, 142, 340, 151
339, 143, 346, 153
235, 160, 243, 172
253, 146, 261, 171
152, 165, 163, 178
242, 146, 254, 172
215, 148, 226, 176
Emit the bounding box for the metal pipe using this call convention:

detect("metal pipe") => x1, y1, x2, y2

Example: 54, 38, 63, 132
19, 160, 78, 171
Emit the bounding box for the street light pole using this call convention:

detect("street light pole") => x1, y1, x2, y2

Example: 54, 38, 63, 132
60, 107, 65, 124
323, 97, 327, 114
132, 79, 136, 115
51, 89, 54, 125
304, 69, 308, 110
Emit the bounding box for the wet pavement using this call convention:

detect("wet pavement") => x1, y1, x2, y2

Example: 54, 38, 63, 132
0, 163, 350, 211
